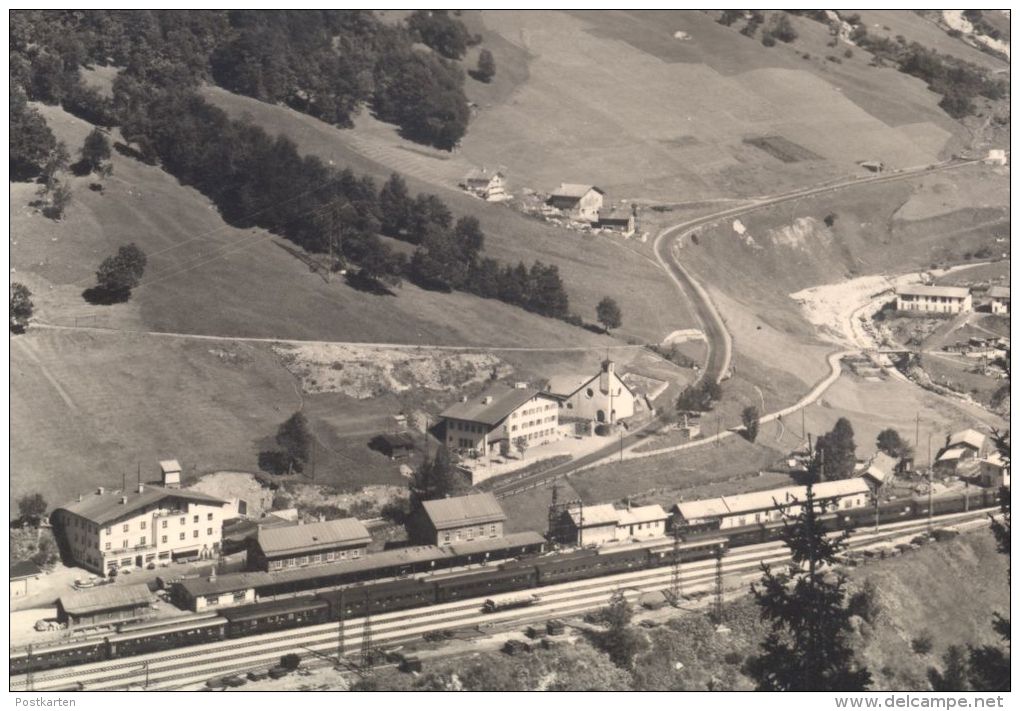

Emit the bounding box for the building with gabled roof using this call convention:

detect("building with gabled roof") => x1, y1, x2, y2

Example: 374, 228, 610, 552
545, 360, 637, 424
673, 478, 871, 531
547, 184, 605, 222
52, 470, 229, 576
863, 452, 899, 490
552, 501, 668, 546
412, 492, 506, 546
979, 451, 1010, 489
57, 583, 154, 628
896, 285, 972, 314
440, 384, 560, 457
462, 168, 507, 201
10, 560, 42, 601
988, 286, 1010, 315
249, 518, 372, 572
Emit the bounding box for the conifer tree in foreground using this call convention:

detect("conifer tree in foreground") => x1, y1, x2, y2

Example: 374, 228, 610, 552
746, 483, 871, 691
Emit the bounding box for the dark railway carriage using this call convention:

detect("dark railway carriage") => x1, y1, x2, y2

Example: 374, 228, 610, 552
533, 546, 647, 586
109, 616, 226, 656
319, 577, 437, 619
222, 596, 329, 637
646, 537, 729, 566
9, 637, 108, 675
435, 566, 537, 603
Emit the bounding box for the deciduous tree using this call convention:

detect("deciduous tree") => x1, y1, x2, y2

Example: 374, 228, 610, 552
276, 411, 312, 474
742, 405, 760, 443
95, 243, 147, 297
79, 127, 111, 174
18, 493, 47, 526
475, 49, 496, 82
596, 296, 622, 334
10, 282, 34, 333
876, 428, 912, 459
813, 417, 857, 480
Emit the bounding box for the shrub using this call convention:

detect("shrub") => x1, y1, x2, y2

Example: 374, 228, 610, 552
761, 32, 776, 48
844, 49, 853, 58
912, 632, 934, 655
280, 653, 302, 670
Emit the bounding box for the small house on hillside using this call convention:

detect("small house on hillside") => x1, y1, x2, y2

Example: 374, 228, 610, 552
895, 285, 972, 315
547, 184, 604, 222
988, 286, 1010, 315
979, 451, 1010, 489
935, 428, 988, 475
596, 210, 635, 237
410, 492, 506, 546
545, 360, 637, 424
370, 432, 417, 460
862, 452, 898, 492
462, 168, 507, 201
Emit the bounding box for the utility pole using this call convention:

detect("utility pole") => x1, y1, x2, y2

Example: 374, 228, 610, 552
578, 502, 584, 548
25, 645, 33, 692
360, 608, 373, 668
137, 462, 140, 489
873, 489, 880, 534
927, 432, 934, 532
619, 429, 624, 463
713, 546, 724, 621
801, 408, 806, 440
143, 660, 150, 689
915, 412, 920, 452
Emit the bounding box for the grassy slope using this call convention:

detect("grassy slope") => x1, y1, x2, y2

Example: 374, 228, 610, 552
454, 10, 964, 203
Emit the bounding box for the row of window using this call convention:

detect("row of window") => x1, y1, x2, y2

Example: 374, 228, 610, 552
440, 524, 499, 544
203, 591, 248, 606
104, 529, 213, 550
267, 548, 363, 570
450, 420, 485, 434
513, 403, 555, 418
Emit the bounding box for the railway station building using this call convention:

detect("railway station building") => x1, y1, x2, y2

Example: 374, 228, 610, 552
51, 472, 230, 576
411, 492, 507, 546
554, 502, 669, 546
673, 478, 871, 531
57, 583, 154, 629
248, 517, 372, 572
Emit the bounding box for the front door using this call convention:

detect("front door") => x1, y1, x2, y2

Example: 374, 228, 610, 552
596, 410, 605, 423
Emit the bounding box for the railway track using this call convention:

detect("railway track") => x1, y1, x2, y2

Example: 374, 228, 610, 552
11, 508, 989, 691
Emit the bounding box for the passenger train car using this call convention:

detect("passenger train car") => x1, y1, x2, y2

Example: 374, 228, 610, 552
11, 488, 996, 677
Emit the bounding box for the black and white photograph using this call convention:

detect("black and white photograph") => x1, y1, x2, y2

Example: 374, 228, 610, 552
7, 7, 1011, 701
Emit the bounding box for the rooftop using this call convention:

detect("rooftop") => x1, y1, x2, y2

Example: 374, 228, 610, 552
59, 583, 153, 616
544, 374, 593, 398
948, 428, 986, 451
55, 485, 227, 526
988, 286, 1010, 299
422, 493, 506, 530
896, 285, 971, 299
256, 518, 372, 557
568, 503, 619, 527
676, 478, 871, 521
938, 447, 968, 462
440, 385, 552, 427
159, 459, 181, 474
549, 183, 604, 199
618, 504, 669, 526
10, 560, 42, 580
464, 168, 503, 183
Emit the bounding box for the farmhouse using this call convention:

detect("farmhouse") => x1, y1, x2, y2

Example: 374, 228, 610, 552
410, 492, 506, 546
547, 184, 604, 222
248, 518, 372, 572
51, 468, 229, 576
553, 502, 668, 546
545, 360, 637, 424
371, 432, 417, 460
673, 478, 871, 532
440, 384, 560, 457
935, 428, 988, 475
862, 451, 899, 491
462, 168, 507, 201
596, 210, 635, 236
895, 285, 972, 315
988, 286, 1010, 315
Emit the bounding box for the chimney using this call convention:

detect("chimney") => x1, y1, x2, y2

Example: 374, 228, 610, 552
460, 395, 468, 403
483, 396, 493, 405
137, 483, 145, 494
77, 493, 83, 503
120, 496, 128, 504
96, 487, 105, 495
209, 567, 216, 582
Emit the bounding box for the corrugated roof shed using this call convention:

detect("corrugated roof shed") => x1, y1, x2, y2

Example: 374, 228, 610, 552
440, 385, 552, 426
988, 286, 1010, 299
59, 583, 153, 616
423, 493, 506, 530
896, 285, 971, 299
55, 486, 226, 526
256, 518, 371, 557
10, 560, 42, 580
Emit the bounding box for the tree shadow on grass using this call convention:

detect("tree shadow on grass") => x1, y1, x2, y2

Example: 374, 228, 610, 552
82, 285, 130, 305
344, 270, 396, 296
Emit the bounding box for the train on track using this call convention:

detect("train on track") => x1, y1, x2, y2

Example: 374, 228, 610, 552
10, 488, 995, 679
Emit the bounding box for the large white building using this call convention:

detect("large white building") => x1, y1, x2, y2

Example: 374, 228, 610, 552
555, 502, 669, 546
895, 285, 972, 315
988, 286, 1010, 315
52, 469, 228, 576
440, 385, 560, 457
673, 478, 872, 531
545, 360, 638, 424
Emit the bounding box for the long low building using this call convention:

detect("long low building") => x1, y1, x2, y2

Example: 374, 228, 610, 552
674, 478, 872, 531
57, 583, 154, 629
895, 285, 972, 314
175, 531, 546, 611
248, 518, 372, 572
553, 502, 669, 546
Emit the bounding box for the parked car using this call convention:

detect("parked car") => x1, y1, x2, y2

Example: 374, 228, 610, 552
223, 675, 247, 688
268, 666, 290, 679
246, 669, 270, 682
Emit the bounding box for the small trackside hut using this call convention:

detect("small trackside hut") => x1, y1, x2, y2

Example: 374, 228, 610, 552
57, 583, 154, 629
